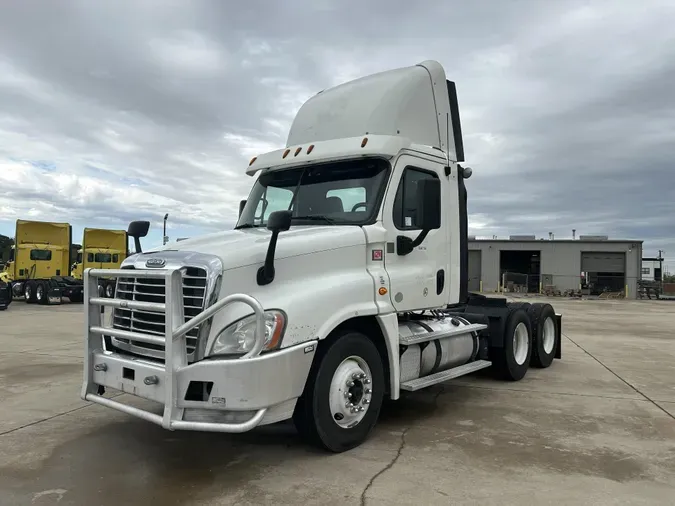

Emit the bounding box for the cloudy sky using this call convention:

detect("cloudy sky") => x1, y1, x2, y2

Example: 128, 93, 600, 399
0, 0, 673, 272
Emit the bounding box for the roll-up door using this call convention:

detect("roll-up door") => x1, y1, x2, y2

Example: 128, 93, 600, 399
581, 252, 625, 273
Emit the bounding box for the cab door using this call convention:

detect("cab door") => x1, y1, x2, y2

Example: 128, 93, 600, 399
381, 154, 450, 311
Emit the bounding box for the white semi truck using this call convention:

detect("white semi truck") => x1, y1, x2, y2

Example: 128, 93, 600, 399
82, 60, 562, 452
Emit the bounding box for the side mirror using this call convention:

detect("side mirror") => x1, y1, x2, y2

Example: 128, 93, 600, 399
128, 220, 150, 238
127, 220, 150, 254
397, 177, 441, 256
414, 178, 441, 230
257, 210, 292, 286
239, 200, 247, 218
267, 210, 292, 232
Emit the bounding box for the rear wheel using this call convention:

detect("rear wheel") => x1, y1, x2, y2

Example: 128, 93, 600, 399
293, 330, 385, 453
36, 281, 48, 305
24, 281, 36, 303
528, 303, 557, 368
492, 308, 532, 381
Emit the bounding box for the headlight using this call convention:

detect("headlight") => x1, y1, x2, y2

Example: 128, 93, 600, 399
209, 310, 286, 356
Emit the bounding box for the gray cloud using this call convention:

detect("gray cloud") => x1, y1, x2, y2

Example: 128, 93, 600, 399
0, 0, 673, 269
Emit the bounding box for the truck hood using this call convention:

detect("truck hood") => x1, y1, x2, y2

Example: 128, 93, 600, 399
145, 225, 367, 272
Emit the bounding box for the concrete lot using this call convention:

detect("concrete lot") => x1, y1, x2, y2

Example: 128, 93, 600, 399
1, 298, 674, 505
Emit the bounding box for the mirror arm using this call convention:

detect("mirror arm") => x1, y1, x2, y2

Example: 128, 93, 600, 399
396, 228, 430, 256
411, 229, 429, 248
133, 237, 142, 254
257, 231, 280, 286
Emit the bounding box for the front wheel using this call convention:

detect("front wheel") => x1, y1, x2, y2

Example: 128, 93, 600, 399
293, 330, 385, 453
105, 281, 115, 298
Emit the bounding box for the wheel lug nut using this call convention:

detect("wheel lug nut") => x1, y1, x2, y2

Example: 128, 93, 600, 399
363, 399, 370, 405
364, 379, 371, 384
347, 381, 354, 387
365, 388, 371, 394
352, 372, 360, 380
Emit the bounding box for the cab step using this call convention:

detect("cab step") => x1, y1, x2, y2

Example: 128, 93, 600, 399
400, 360, 492, 392
399, 323, 487, 346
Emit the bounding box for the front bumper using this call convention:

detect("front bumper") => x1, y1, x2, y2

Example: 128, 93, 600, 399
81, 267, 316, 433
84, 341, 317, 432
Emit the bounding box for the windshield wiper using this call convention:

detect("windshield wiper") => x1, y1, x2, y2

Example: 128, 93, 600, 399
292, 215, 336, 225
234, 223, 260, 230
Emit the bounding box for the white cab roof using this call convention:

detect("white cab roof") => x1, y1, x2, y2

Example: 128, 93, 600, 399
286, 60, 457, 160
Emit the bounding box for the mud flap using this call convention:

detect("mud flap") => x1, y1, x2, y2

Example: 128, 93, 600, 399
555, 313, 562, 359
48, 287, 63, 305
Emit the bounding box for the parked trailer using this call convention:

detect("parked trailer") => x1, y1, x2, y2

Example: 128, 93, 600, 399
4, 220, 83, 304
83, 60, 562, 452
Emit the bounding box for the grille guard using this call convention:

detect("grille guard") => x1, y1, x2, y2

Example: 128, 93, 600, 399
81, 267, 269, 432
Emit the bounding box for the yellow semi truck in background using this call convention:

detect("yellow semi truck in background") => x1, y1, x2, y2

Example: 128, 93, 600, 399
71, 227, 128, 298
0, 219, 84, 304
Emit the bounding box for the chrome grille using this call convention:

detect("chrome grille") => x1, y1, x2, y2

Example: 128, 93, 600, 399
111, 266, 207, 358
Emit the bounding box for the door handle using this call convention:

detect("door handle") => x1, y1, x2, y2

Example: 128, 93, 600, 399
436, 269, 445, 295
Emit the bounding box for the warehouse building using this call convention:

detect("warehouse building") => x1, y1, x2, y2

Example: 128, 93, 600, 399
468, 235, 643, 299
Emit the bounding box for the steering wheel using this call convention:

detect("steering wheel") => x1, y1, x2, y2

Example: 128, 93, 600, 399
351, 202, 367, 212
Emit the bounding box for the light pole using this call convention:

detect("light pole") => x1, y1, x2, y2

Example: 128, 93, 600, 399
163, 213, 169, 245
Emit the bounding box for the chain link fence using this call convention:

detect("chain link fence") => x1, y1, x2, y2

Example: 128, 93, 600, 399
470, 272, 659, 300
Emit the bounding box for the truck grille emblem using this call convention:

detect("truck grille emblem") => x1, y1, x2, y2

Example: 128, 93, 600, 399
145, 258, 166, 268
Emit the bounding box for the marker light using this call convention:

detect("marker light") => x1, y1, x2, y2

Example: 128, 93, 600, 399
361, 137, 368, 148
283, 149, 290, 158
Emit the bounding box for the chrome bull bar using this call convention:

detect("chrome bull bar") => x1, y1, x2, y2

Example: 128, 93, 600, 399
80, 267, 268, 432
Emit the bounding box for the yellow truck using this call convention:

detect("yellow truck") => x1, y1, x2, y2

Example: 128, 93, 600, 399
1, 219, 84, 304
71, 228, 128, 298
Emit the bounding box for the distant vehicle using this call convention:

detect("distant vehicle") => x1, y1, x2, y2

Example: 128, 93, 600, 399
71, 228, 128, 298
2, 219, 84, 304
0, 277, 11, 310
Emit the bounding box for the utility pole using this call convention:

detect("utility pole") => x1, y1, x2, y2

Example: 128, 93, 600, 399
163, 213, 169, 245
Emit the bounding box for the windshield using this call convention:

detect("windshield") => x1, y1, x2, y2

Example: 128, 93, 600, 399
236, 158, 390, 228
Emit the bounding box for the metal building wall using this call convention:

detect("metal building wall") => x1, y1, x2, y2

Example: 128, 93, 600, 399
468, 240, 643, 298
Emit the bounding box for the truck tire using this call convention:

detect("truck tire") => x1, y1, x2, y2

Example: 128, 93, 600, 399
527, 303, 557, 368
24, 281, 36, 303
105, 281, 115, 298
36, 281, 48, 305
292, 330, 385, 453
492, 308, 532, 381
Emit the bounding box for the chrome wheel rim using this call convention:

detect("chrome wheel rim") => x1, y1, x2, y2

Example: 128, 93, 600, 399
36, 285, 43, 301
329, 355, 373, 429
513, 322, 529, 365
105, 283, 114, 298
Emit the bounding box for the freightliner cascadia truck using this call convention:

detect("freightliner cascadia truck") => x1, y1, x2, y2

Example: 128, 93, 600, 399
82, 60, 562, 452
2, 219, 84, 304
71, 227, 129, 298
